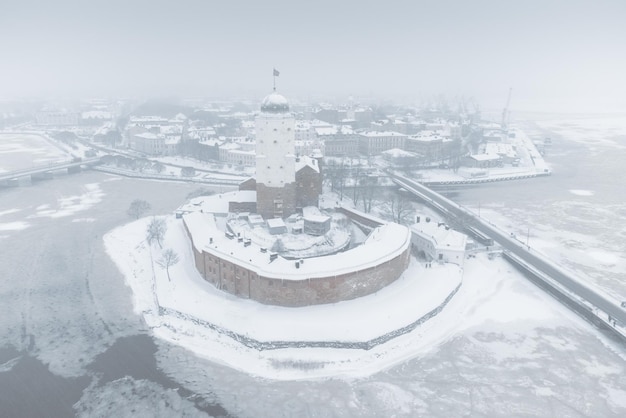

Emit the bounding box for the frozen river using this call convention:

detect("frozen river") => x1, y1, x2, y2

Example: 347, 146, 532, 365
1, 119, 626, 417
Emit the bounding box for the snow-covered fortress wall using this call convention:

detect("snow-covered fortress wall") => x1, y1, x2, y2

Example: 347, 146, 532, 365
183, 212, 411, 307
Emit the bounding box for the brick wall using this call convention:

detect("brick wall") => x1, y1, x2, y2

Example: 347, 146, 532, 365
185, 222, 411, 307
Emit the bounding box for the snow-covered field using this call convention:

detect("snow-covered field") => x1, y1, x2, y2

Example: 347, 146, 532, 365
534, 116, 626, 151
0, 133, 70, 172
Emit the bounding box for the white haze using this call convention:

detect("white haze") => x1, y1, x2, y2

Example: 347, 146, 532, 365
1, 0, 625, 111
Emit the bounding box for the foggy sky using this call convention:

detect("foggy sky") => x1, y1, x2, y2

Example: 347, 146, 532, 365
1, 0, 625, 111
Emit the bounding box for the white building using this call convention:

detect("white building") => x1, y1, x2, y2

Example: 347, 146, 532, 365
410, 216, 467, 266
131, 132, 166, 155
36, 110, 80, 126
358, 131, 407, 156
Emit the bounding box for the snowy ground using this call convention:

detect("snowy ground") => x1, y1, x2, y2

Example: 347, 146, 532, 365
101, 212, 608, 381
533, 115, 626, 152
104, 215, 464, 379
156, 155, 255, 177
2, 171, 626, 416
0, 133, 70, 172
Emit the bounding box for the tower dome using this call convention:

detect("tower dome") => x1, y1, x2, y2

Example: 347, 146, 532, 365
261, 92, 290, 113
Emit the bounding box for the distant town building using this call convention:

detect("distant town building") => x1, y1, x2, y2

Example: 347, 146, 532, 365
316, 125, 358, 157
405, 132, 447, 163
36, 110, 79, 126
358, 131, 407, 156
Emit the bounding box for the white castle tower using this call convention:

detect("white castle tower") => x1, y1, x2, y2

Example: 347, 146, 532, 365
255, 91, 296, 218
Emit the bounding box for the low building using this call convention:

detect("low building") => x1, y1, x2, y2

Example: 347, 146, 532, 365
302, 206, 331, 236
410, 216, 467, 266
267, 218, 288, 235
463, 153, 502, 168
381, 148, 422, 167
484, 142, 518, 164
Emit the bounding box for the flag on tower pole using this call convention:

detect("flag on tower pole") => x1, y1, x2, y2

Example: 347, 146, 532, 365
273, 68, 280, 91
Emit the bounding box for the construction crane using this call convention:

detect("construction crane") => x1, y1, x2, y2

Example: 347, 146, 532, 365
501, 87, 512, 131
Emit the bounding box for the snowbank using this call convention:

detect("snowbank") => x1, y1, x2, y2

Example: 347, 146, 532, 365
104, 215, 466, 379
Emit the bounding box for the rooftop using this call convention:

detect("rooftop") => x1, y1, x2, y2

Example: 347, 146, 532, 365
410, 219, 467, 251
183, 210, 410, 281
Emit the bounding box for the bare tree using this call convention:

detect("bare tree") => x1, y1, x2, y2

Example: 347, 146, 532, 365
324, 158, 349, 201
387, 191, 413, 224
359, 175, 378, 213
156, 248, 179, 281
127, 199, 151, 219
146, 217, 167, 248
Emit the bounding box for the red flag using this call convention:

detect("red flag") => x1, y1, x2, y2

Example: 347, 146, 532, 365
273, 68, 280, 77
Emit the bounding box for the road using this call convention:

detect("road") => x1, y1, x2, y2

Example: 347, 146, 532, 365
390, 173, 626, 325
0, 157, 102, 182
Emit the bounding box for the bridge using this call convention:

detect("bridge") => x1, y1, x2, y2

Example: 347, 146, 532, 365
390, 172, 626, 330
0, 157, 102, 184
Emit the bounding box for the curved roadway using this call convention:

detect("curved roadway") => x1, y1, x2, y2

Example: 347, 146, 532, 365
390, 173, 626, 325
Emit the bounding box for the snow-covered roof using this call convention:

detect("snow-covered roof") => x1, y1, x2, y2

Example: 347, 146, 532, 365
382, 148, 415, 158
302, 206, 330, 223
134, 132, 160, 140
160, 125, 183, 135
130, 116, 169, 123
469, 153, 500, 161
228, 149, 255, 156
81, 110, 112, 119
410, 220, 467, 252
220, 142, 241, 150
359, 131, 407, 138
408, 131, 442, 142
183, 210, 410, 281
315, 125, 354, 136
485, 142, 517, 158
180, 191, 256, 214
266, 218, 286, 229
295, 155, 320, 173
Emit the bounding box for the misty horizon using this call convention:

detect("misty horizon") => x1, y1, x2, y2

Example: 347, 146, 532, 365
2, 0, 626, 112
